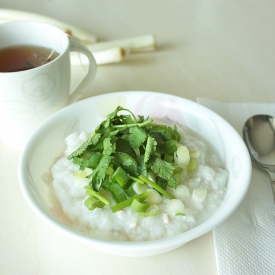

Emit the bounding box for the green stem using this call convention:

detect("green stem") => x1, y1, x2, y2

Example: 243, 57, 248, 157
138, 175, 174, 199
128, 175, 144, 184
118, 107, 138, 122
84, 186, 111, 206
112, 119, 153, 129
111, 191, 149, 212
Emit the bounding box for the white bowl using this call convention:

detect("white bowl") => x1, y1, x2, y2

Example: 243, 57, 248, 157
18, 91, 252, 257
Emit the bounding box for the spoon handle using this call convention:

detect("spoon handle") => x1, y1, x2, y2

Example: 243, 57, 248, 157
267, 171, 275, 201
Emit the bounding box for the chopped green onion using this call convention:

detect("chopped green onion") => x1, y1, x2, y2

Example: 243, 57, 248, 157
131, 199, 149, 212
173, 173, 182, 185
190, 149, 200, 159
165, 199, 185, 214
174, 167, 183, 174
132, 182, 149, 194
129, 175, 144, 184
138, 205, 159, 217
175, 212, 186, 216
139, 174, 174, 199
108, 182, 128, 203
84, 186, 111, 206
145, 189, 162, 204
84, 196, 105, 210
147, 170, 156, 183
111, 191, 150, 212
111, 167, 129, 187
187, 159, 196, 172
174, 145, 190, 165
106, 166, 114, 176
125, 184, 137, 197
192, 188, 207, 202
174, 185, 190, 198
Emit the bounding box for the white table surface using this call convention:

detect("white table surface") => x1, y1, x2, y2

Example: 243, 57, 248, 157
0, 1, 274, 275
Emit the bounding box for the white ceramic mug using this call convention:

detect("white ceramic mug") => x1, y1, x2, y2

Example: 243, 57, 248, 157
0, 21, 97, 149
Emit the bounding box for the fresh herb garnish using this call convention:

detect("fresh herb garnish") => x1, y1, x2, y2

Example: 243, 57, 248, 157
68, 106, 192, 215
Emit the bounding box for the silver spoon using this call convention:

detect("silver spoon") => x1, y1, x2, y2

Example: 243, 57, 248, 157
243, 114, 275, 200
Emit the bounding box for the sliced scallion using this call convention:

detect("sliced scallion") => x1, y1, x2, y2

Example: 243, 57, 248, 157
84, 186, 111, 206
175, 212, 186, 216
108, 182, 128, 203
145, 189, 162, 205
174, 145, 190, 165
190, 149, 200, 159
187, 159, 196, 172
84, 196, 105, 210
139, 175, 174, 199
173, 173, 182, 185
132, 182, 149, 194
111, 167, 129, 187
131, 199, 149, 212
192, 188, 207, 202
165, 199, 185, 214
147, 170, 156, 183
128, 175, 144, 184
138, 204, 159, 217
106, 166, 114, 176
111, 191, 150, 212
174, 185, 190, 198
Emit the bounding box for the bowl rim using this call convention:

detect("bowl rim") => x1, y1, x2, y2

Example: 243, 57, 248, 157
18, 90, 252, 253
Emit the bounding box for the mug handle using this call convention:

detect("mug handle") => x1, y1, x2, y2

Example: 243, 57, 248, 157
68, 40, 97, 104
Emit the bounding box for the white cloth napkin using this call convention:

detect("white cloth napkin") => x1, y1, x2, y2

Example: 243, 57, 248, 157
197, 98, 275, 275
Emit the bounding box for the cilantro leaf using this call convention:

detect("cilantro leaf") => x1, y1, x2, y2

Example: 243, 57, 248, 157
136, 155, 147, 176
156, 139, 177, 154
144, 136, 157, 163
91, 154, 113, 191
115, 137, 136, 158
86, 152, 102, 169
114, 152, 137, 166
113, 152, 139, 177
103, 137, 113, 155
128, 125, 147, 149
149, 156, 176, 182
67, 133, 101, 159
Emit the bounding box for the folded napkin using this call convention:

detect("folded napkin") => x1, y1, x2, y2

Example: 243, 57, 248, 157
197, 98, 275, 275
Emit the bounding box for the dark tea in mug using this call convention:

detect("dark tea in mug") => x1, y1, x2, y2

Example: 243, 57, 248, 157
0, 45, 59, 72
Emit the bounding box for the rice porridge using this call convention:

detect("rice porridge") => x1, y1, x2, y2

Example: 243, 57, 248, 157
51, 114, 228, 242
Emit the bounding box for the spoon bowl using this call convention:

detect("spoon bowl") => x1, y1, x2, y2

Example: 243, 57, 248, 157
243, 114, 275, 200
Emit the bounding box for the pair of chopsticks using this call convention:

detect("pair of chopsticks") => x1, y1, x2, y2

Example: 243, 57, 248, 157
0, 9, 157, 65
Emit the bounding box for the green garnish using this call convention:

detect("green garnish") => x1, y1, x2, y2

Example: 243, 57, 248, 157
138, 205, 159, 217
111, 191, 150, 212
84, 196, 105, 210
84, 186, 111, 206
131, 199, 149, 213
67, 106, 195, 216
138, 175, 174, 199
